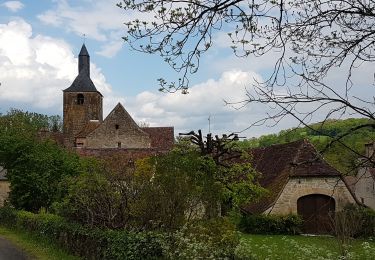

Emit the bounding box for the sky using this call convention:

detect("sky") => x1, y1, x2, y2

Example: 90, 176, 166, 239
0, 0, 372, 138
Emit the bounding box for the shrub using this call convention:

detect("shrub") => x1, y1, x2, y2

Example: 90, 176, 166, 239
0, 207, 163, 259
0, 208, 241, 259
238, 214, 302, 235
334, 205, 375, 238
161, 217, 240, 259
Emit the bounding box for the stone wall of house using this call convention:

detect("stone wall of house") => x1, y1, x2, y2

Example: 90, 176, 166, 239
77, 147, 168, 161
355, 167, 375, 210
0, 181, 10, 206
86, 104, 151, 149
63, 91, 103, 147
265, 177, 356, 214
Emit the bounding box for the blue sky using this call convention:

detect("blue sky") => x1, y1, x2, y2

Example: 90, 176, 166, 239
0, 1, 372, 137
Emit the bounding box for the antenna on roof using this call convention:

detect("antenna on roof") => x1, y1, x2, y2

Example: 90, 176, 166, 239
83, 33, 86, 44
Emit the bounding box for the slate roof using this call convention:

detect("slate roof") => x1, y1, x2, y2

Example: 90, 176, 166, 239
79, 44, 89, 56
63, 44, 102, 95
243, 139, 344, 214
63, 69, 101, 94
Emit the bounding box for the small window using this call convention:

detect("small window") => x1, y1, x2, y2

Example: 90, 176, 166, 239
361, 197, 365, 204
117, 142, 121, 148
77, 94, 84, 105
115, 124, 119, 130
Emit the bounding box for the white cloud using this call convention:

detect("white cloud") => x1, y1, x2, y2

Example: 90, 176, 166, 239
0, 19, 119, 113
96, 40, 123, 58
0, 19, 306, 138
37, 0, 126, 57
124, 70, 270, 136
2, 1, 24, 12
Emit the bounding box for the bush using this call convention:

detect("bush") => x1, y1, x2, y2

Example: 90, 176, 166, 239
0, 208, 240, 259
335, 205, 375, 238
161, 217, 240, 259
0, 207, 163, 259
238, 214, 302, 235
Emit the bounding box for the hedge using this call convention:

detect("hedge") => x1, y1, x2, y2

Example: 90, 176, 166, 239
0, 207, 163, 259
238, 214, 303, 235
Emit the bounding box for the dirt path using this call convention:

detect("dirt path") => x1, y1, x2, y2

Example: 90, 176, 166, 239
0, 236, 30, 260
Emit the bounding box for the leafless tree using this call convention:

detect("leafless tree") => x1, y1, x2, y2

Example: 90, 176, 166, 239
118, 0, 375, 163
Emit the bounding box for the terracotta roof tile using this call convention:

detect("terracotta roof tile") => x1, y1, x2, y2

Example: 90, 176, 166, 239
141, 127, 174, 150
76, 121, 101, 138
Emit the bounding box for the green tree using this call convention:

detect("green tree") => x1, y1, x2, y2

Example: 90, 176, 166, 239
58, 144, 263, 231
0, 109, 80, 212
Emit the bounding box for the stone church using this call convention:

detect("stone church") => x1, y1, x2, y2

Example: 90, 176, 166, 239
63, 44, 174, 150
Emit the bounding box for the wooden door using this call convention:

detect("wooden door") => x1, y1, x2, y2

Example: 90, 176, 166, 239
297, 194, 335, 234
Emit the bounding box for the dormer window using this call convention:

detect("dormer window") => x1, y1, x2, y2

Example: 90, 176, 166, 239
77, 94, 84, 105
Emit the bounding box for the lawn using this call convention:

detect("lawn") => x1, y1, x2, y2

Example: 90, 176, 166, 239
237, 234, 375, 260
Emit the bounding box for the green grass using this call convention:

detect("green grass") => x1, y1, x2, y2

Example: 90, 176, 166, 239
0, 226, 80, 260
237, 234, 375, 260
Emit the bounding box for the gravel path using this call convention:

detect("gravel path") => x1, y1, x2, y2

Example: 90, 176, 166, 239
0, 236, 30, 260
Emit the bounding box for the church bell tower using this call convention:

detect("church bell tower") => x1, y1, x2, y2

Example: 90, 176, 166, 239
63, 44, 103, 147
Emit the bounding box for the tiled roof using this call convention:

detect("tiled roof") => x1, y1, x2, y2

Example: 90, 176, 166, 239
75, 121, 101, 138
141, 127, 174, 150
243, 139, 342, 214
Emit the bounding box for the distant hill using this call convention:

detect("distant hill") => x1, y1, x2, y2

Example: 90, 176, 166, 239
239, 118, 375, 174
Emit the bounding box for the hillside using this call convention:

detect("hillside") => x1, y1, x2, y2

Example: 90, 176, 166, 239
239, 118, 375, 174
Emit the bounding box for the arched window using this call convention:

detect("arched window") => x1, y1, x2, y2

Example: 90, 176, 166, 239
77, 94, 84, 105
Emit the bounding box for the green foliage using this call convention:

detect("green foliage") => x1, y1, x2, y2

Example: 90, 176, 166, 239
0, 207, 163, 259
237, 234, 375, 260
238, 214, 303, 235
335, 205, 375, 238
0, 109, 80, 212
58, 147, 263, 231
55, 156, 145, 230
6, 140, 81, 212
0, 208, 240, 259
238, 118, 375, 174
161, 218, 240, 259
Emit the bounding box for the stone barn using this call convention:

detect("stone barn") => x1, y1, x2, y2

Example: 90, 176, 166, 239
243, 139, 358, 234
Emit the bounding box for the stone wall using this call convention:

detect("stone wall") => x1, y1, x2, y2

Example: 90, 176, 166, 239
77, 147, 168, 161
63, 91, 103, 147
0, 181, 10, 206
86, 103, 151, 149
355, 167, 375, 210
265, 176, 357, 214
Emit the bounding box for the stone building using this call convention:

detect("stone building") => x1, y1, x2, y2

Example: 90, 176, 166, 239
353, 142, 375, 210
243, 139, 358, 234
63, 44, 174, 151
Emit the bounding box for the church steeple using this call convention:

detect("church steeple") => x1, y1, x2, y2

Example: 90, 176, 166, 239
78, 44, 90, 77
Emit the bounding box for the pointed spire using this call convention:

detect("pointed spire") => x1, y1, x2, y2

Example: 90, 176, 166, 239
78, 44, 90, 77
